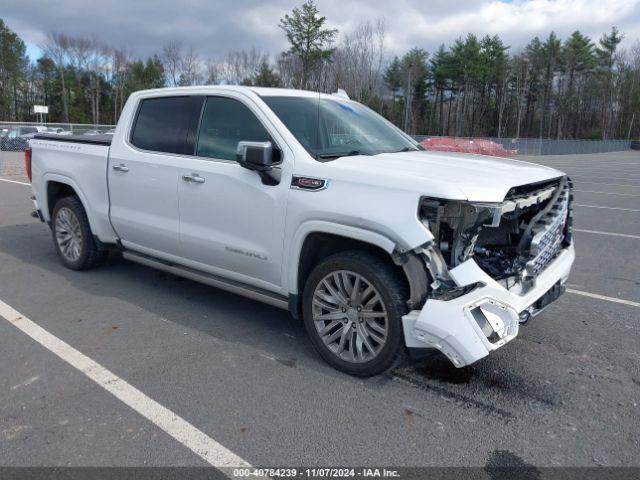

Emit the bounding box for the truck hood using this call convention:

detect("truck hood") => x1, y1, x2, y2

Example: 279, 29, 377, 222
329, 150, 564, 202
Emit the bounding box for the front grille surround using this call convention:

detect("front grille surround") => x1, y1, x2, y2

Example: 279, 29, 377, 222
524, 178, 572, 277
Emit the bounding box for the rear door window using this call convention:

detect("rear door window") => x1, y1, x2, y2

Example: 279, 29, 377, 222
131, 96, 203, 155
196, 97, 274, 161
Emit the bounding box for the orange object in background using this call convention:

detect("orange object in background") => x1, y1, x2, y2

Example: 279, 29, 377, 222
420, 137, 518, 157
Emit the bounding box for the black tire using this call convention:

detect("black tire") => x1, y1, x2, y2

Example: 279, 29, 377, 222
51, 196, 108, 270
302, 250, 408, 377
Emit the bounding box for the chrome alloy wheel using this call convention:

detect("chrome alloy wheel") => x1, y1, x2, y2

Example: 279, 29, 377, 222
312, 270, 389, 363
55, 207, 83, 262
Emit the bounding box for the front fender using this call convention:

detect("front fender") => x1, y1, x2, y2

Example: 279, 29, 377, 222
285, 220, 397, 294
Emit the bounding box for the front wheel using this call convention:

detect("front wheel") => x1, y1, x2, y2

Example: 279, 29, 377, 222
51, 196, 107, 270
302, 251, 408, 376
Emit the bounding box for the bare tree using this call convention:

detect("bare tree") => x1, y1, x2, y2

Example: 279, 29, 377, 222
40, 32, 71, 122
68, 36, 92, 73
86, 40, 109, 123
179, 46, 201, 85
110, 48, 131, 122
68, 36, 93, 119
162, 41, 183, 87
329, 19, 387, 102
204, 59, 218, 85
277, 52, 301, 88
213, 48, 269, 85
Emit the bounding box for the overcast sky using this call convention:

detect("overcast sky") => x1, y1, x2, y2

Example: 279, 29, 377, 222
4, 0, 640, 62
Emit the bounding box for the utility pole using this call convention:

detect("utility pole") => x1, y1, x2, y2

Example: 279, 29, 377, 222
403, 62, 413, 133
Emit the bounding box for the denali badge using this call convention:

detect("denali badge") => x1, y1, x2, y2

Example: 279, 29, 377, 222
225, 246, 267, 261
291, 176, 327, 191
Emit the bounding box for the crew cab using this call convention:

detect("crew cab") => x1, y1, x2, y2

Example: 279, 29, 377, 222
26, 86, 575, 376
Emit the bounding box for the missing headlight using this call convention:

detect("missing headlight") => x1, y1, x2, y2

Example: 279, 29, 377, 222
419, 197, 495, 268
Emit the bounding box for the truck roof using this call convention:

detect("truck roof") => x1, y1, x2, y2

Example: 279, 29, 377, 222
129, 85, 346, 100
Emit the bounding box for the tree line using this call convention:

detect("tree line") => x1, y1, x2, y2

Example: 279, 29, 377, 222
1, 2, 639, 139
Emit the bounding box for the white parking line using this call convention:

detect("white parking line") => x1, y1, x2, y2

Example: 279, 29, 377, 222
559, 162, 640, 167
0, 299, 251, 471
561, 163, 640, 168
567, 289, 640, 308
535, 163, 640, 168
570, 171, 640, 177
574, 204, 640, 212
574, 228, 640, 239
568, 166, 640, 171
573, 176, 640, 182
575, 181, 640, 188
575, 190, 640, 197
0, 178, 29, 186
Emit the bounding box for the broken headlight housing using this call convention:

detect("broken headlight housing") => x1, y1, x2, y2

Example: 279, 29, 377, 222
420, 192, 557, 287
420, 197, 498, 268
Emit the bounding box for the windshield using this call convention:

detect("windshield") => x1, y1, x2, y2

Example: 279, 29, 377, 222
262, 96, 421, 160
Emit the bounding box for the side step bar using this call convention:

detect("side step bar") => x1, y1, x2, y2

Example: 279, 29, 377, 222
122, 250, 289, 310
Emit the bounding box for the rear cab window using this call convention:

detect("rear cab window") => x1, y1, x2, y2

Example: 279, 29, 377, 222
130, 96, 203, 155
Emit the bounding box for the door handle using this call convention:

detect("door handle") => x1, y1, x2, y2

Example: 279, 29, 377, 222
182, 173, 205, 184
112, 164, 129, 172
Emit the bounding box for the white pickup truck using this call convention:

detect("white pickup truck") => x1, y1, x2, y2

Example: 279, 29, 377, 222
27, 86, 575, 376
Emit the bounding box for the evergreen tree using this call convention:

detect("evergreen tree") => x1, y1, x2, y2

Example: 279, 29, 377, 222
541, 32, 562, 137
383, 57, 403, 96
279, 1, 337, 89
559, 31, 596, 137
0, 19, 28, 120
244, 61, 282, 87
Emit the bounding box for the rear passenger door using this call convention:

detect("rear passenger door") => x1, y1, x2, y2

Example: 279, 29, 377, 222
177, 95, 291, 293
108, 95, 203, 258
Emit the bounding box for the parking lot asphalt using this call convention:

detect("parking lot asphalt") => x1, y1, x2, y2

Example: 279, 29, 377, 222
0, 150, 638, 468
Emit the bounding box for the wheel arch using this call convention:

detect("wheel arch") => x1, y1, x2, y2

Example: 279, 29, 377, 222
44, 175, 94, 231
287, 221, 395, 290
42, 173, 117, 244
47, 181, 78, 219
287, 221, 430, 319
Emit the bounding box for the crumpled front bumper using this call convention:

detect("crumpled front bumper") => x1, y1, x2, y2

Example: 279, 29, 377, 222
402, 243, 575, 367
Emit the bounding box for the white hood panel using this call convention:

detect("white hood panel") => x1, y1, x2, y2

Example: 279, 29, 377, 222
330, 151, 564, 202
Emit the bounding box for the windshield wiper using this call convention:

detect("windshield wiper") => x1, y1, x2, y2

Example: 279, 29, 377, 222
317, 150, 368, 159
387, 146, 419, 154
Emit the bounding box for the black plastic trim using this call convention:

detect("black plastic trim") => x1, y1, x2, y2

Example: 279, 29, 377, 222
33, 134, 112, 146
288, 293, 301, 319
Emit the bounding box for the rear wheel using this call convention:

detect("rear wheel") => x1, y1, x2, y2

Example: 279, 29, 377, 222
302, 250, 408, 376
51, 196, 107, 270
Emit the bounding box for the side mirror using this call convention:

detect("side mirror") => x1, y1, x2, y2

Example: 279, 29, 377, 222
236, 141, 281, 186
236, 141, 273, 171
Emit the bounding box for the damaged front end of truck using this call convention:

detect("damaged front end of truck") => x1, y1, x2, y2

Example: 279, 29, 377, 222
398, 176, 574, 367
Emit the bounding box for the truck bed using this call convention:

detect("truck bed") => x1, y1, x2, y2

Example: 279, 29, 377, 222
33, 133, 113, 146
29, 132, 116, 243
